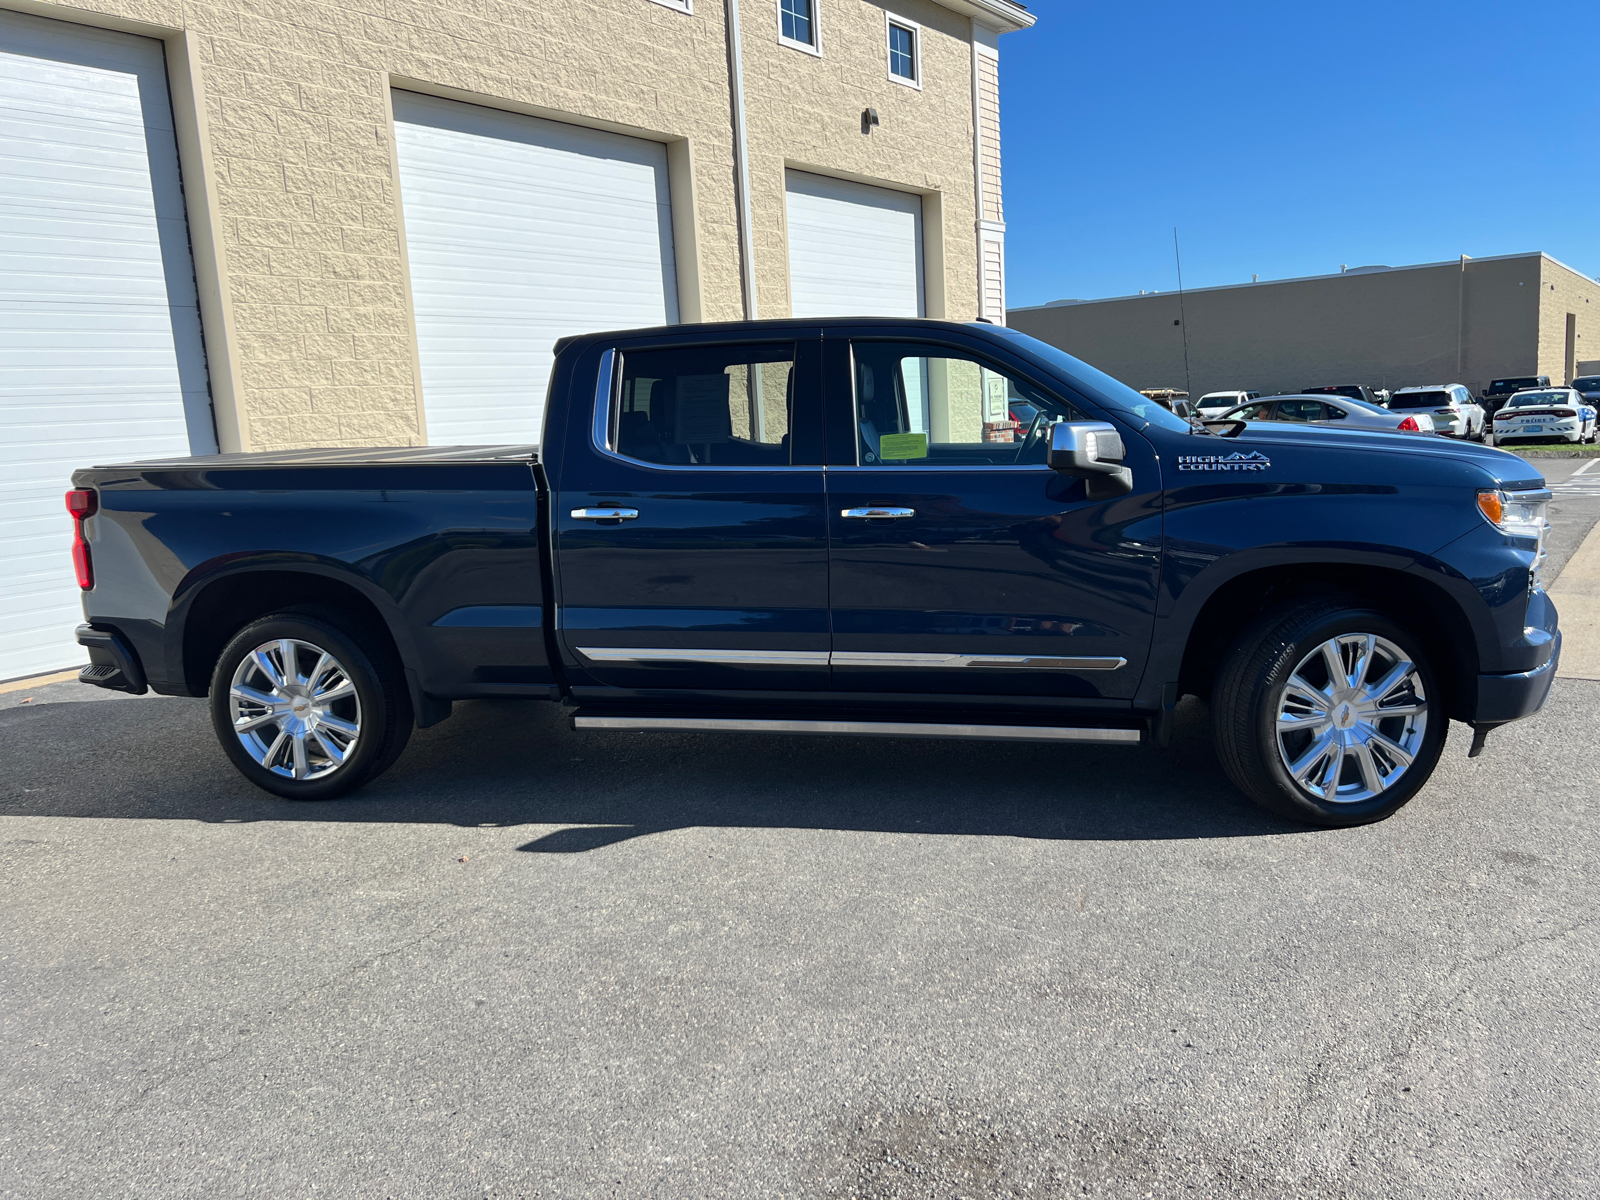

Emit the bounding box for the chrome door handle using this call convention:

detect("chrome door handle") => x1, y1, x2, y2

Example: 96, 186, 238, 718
841, 507, 915, 519
570, 507, 639, 521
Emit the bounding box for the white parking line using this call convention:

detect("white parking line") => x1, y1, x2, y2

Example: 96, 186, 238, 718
1574, 457, 1600, 476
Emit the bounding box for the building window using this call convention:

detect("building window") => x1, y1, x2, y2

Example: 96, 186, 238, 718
886, 17, 919, 86
779, 0, 815, 48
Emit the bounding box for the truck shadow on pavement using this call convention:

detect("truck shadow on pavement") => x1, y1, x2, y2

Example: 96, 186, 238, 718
0, 689, 1312, 844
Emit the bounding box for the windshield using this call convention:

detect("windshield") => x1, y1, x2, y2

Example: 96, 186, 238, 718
1492, 378, 1541, 391
1573, 377, 1600, 391
1391, 391, 1450, 409
1507, 391, 1567, 407
983, 326, 1194, 433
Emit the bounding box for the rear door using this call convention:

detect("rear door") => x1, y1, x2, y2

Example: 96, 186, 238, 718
553, 334, 831, 695
820, 331, 1163, 701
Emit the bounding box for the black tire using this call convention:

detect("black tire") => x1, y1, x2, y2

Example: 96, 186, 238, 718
1212, 599, 1446, 827
209, 609, 413, 800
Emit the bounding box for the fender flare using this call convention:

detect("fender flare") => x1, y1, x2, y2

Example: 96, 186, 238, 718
1132, 544, 1490, 711
164, 553, 425, 700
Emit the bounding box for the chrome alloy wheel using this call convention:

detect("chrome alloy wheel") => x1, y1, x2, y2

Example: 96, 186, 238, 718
228, 639, 361, 780
1274, 633, 1427, 804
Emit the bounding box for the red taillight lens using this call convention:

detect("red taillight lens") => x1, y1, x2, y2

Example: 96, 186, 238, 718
1397, 416, 1421, 431
65, 489, 97, 590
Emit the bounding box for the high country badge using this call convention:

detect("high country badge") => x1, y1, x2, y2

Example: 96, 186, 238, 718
1176, 451, 1270, 473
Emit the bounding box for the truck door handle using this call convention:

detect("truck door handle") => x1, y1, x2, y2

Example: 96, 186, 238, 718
570, 507, 640, 521
841, 507, 915, 520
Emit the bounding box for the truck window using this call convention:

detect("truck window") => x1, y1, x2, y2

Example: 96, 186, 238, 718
613, 344, 794, 466
850, 342, 1079, 466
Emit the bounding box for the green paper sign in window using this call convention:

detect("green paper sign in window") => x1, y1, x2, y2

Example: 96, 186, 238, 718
877, 432, 928, 460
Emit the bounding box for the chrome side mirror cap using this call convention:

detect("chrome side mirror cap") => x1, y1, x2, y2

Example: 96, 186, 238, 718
1048, 421, 1134, 497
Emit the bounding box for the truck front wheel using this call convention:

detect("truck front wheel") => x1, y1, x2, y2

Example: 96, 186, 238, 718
209, 610, 413, 800
1212, 600, 1445, 826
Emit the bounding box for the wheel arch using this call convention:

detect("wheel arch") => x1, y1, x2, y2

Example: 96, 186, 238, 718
1170, 562, 1481, 722
170, 562, 416, 700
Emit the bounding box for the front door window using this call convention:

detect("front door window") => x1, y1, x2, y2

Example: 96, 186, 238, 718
851, 343, 1080, 466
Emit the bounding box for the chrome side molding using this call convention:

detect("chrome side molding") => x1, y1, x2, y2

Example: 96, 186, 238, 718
576, 647, 1126, 670
573, 715, 1141, 744
831, 651, 1127, 671
576, 647, 828, 666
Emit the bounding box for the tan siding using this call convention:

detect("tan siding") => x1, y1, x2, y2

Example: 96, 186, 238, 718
977, 52, 1001, 223
981, 238, 1005, 321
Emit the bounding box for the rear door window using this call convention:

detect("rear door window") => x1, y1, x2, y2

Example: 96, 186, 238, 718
1277, 400, 1324, 422
614, 344, 795, 466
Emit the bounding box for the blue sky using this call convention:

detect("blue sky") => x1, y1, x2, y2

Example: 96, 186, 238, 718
1001, 0, 1600, 308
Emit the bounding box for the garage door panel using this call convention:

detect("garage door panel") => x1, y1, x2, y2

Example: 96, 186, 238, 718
0, 9, 212, 681
785, 170, 924, 319
393, 90, 677, 447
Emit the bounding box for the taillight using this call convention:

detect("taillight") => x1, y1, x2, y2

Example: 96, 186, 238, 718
66, 489, 97, 590
1397, 416, 1422, 431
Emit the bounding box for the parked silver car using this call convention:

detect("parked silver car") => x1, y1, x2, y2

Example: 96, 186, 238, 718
1221, 394, 1437, 433
1389, 384, 1486, 440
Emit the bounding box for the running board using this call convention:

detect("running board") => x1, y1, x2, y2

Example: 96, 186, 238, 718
572, 715, 1142, 745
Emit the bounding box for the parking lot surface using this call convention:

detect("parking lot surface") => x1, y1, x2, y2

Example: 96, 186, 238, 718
3, 452, 1595, 1199
3, 666, 1597, 1199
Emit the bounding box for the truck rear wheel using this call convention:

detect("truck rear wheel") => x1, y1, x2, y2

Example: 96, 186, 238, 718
209, 610, 412, 800
1212, 599, 1445, 826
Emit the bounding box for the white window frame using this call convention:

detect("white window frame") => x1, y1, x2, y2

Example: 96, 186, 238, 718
648, 0, 693, 13
777, 0, 822, 55
884, 12, 922, 90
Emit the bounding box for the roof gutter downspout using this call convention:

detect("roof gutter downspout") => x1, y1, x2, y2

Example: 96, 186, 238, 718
725, 0, 759, 319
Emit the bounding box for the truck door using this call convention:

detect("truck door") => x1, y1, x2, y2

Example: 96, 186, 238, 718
553, 334, 830, 695
822, 333, 1162, 701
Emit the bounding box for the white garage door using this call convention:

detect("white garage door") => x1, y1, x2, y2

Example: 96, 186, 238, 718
785, 171, 924, 319
0, 10, 213, 683
392, 92, 679, 446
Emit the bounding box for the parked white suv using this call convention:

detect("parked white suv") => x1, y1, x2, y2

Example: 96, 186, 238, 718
1389, 384, 1485, 440
1197, 390, 1261, 416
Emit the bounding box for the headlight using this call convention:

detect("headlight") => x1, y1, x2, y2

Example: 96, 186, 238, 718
1478, 488, 1551, 585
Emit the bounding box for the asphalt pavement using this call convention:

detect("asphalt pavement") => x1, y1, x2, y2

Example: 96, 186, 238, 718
3, 674, 1598, 1198
2, 453, 1597, 1199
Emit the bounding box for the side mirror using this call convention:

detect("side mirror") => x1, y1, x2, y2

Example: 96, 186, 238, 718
1048, 421, 1134, 498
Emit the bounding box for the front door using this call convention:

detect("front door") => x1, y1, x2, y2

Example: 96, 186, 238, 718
823, 334, 1163, 701
554, 335, 831, 696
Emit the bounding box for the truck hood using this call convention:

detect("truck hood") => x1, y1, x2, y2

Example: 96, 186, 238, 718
1216, 424, 1545, 489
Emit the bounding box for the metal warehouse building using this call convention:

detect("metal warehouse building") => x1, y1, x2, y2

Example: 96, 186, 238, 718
1008, 252, 1600, 403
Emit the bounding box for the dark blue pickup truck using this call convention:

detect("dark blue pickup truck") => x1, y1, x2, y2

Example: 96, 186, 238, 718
69, 319, 1558, 826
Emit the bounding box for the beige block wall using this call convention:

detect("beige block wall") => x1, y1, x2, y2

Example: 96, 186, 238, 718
12, 0, 988, 451
1538, 257, 1600, 384
741, 0, 982, 321
1008, 255, 1553, 402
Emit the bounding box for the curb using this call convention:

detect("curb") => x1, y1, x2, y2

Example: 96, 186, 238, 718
1501, 448, 1600, 459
